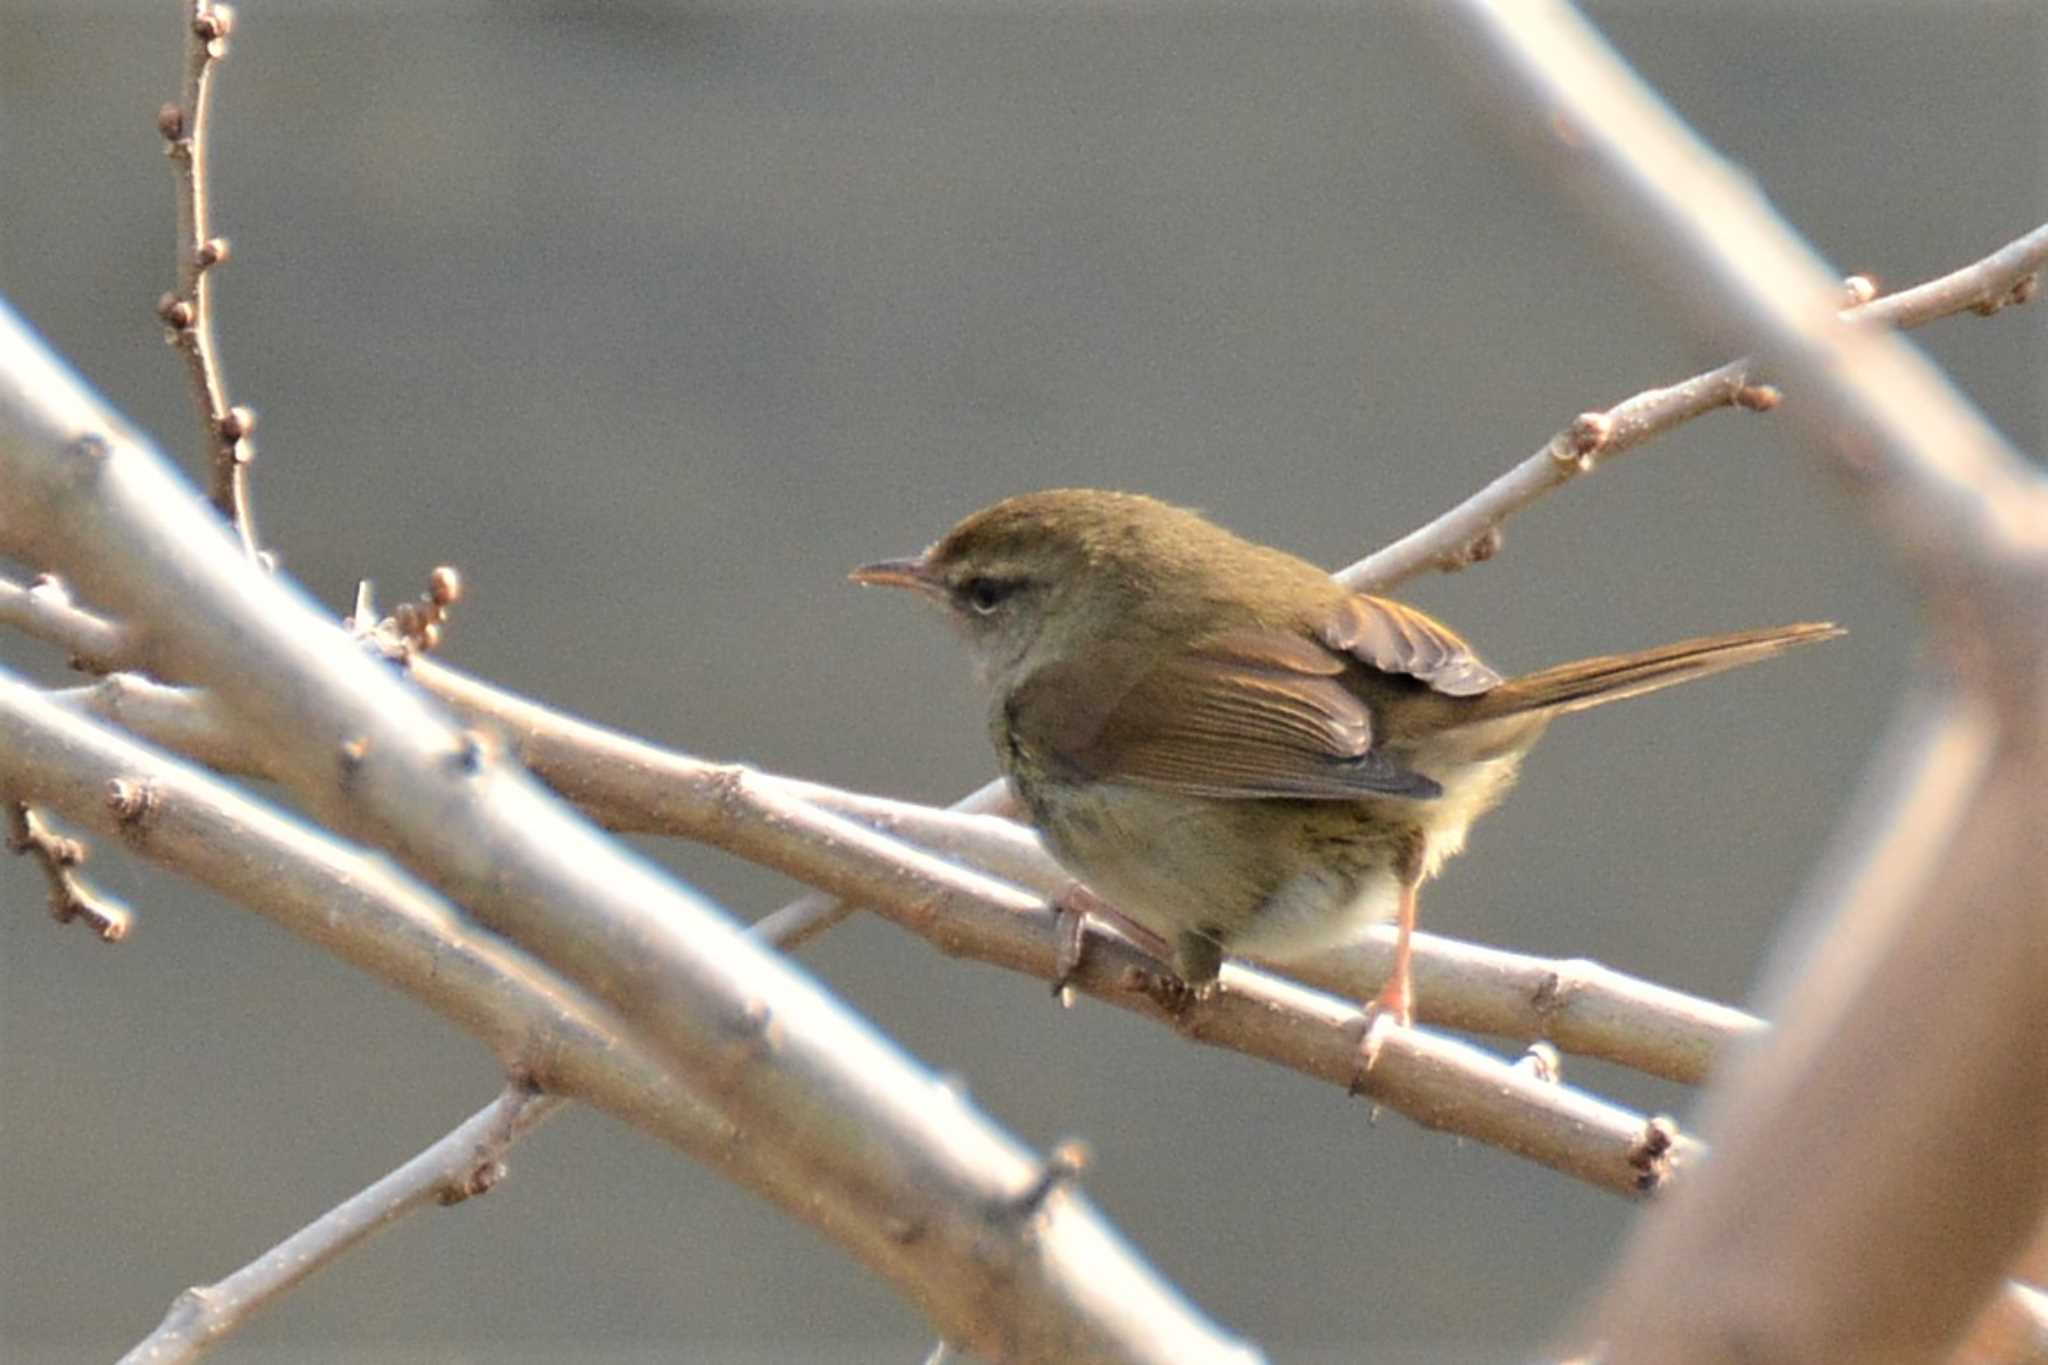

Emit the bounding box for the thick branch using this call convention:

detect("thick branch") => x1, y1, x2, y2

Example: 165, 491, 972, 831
410, 654, 1763, 1085
418, 714, 1707, 1197
0, 664, 1258, 1360
0, 573, 132, 670
1417, 5, 2048, 1362
10, 660, 1696, 1201
0, 301, 1257, 1365
16, 636, 1762, 1088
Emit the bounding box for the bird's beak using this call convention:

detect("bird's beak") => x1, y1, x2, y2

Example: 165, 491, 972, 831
849, 555, 944, 599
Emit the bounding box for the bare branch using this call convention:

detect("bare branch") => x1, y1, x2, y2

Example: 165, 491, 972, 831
0, 573, 133, 672
1337, 222, 2048, 593
50, 675, 257, 774
0, 303, 1257, 1365
650, 781, 1704, 1196
0, 665, 1266, 1361
10, 653, 1700, 1201
474, 732, 1712, 1196
1274, 931, 1758, 1087
156, 2, 258, 557
1413, 5, 2048, 1361
120, 1086, 559, 1365
410, 654, 1763, 1084
22, 647, 1761, 1088
5, 799, 132, 940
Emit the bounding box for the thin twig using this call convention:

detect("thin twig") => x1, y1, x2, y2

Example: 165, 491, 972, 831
120, 1086, 559, 1365
779, 771, 1763, 1083
51, 676, 259, 775
5, 799, 132, 941
156, 1, 257, 557
1337, 222, 2048, 593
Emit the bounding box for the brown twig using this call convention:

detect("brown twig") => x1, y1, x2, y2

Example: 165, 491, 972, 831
1337, 222, 2048, 593
611, 773, 1705, 1195
5, 799, 132, 941
156, 1, 258, 558
119, 1085, 560, 1365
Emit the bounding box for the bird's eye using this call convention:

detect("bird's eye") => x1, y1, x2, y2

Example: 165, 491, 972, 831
960, 576, 1019, 615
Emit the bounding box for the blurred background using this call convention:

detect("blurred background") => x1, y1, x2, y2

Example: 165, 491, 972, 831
2, 3, 2041, 1361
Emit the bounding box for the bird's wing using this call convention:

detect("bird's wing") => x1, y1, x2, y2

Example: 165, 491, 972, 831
1318, 594, 1502, 697
1006, 628, 1441, 801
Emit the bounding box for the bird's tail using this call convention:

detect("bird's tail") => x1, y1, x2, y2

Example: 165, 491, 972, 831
1463, 622, 1843, 723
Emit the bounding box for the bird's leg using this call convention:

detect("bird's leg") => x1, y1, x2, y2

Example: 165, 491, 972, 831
1367, 876, 1418, 1029
1355, 839, 1425, 1084
1172, 929, 1225, 1001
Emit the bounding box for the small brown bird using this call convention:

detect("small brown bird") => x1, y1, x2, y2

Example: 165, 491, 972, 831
853, 489, 1838, 1026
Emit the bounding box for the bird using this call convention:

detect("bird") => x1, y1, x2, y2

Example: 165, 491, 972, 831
852, 488, 1839, 1027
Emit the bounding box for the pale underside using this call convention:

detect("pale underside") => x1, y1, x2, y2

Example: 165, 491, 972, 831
1025, 747, 1530, 962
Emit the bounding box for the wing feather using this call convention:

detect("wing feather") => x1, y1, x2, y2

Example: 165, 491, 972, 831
1319, 595, 1502, 696
1007, 632, 1440, 802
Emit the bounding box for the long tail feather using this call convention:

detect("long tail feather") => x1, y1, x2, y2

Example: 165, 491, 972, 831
1465, 622, 1843, 722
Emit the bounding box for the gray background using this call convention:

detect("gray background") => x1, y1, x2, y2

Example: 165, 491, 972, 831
3, 3, 2042, 1361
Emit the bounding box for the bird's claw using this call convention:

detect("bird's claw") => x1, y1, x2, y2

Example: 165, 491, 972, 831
1348, 995, 1410, 1095
1048, 892, 1097, 1006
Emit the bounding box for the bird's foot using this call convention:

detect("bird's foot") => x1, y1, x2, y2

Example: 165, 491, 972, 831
1347, 976, 1414, 1095
1048, 883, 1118, 1005
1364, 971, 1414, 1031
1049, 893, 1092, 1006
1047, 882, 1176, 1008
1130, 967, 1209, 1017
